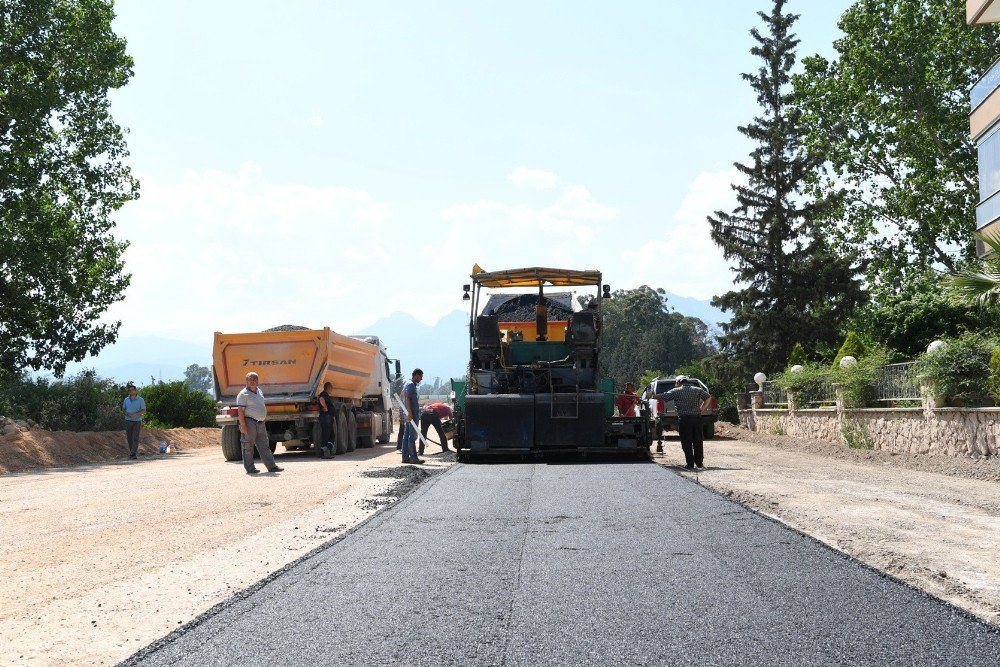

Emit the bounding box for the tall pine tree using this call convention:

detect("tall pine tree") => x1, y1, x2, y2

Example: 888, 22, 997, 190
708, 0, 863, 376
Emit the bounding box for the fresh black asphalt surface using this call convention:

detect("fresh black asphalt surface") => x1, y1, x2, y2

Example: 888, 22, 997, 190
123, 459, 1000, 666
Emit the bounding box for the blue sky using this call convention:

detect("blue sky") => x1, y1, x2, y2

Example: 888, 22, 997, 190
104, 0, 853, 345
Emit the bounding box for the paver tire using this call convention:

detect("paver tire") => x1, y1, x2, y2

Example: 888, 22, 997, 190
221, 425, 241, 461
347, 411, 358, 452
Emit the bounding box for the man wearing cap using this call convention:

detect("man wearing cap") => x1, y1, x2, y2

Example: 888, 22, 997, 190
122, 382, 146, 460
237, 372, 284, 475
654, 375, 712, 470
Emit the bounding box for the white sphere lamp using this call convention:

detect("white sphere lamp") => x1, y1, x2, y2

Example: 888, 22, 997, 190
839, 356, 857, 368
753, 372, 767, 389
927, 340, 945, 353
790, 365, 804, 373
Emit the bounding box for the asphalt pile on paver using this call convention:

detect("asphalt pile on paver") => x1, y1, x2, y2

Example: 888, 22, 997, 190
490, 294, 574, 321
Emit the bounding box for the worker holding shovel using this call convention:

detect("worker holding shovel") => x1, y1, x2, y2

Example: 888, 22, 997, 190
399, 368, 425, 465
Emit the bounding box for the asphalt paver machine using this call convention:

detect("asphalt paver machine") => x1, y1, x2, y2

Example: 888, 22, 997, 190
451, 265, 652, 460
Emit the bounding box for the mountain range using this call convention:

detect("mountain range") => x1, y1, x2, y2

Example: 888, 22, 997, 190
59, 292, 727, 386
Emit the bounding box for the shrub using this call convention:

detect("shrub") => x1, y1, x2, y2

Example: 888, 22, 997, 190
832, 347, 892, 409
990, 347, 1000, 405
787, 343, 808, 367
915, 332, 997, 406
832, 332, 867, 369
0, 370, 123, 431
841, 420, 873, 450
141, 380, 218, 429
775, 363, 831, 407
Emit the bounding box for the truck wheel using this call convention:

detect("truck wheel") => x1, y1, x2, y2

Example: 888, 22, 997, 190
335, 412, 349, 455
221, 425, 241, 461
347, 411, 358, 451
703, 422, 715, 440
312, 420, 325, 457
376, 411, 390, 444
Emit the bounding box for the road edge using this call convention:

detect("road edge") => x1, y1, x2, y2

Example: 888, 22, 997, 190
116, 463, 458, 666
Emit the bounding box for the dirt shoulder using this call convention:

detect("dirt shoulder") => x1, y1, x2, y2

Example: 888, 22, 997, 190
659, 423, 1000, 627
0, 427, 453, 666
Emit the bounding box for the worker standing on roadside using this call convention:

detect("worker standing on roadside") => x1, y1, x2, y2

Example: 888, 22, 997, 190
419, 401, 453, 455
122, 382, 146, 460
317, 381, 336, 458
399, 368, 425, 464
653, 375, 711, 470
237, 372, 284, 475
616, 382, 640, 417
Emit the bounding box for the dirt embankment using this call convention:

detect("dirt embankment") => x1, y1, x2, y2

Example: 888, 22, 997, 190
0, 423, 218, 475
667, 423, 1000, 627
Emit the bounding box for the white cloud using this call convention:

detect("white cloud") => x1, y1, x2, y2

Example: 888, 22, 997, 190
622, 167, 742, 301
105, 163, 393, 342
304, 111, 322, 128
506, 166, 558, 189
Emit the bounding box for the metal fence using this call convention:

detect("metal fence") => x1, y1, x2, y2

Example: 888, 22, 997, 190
760, 381, 787, 407
874, 362, 921, 402
799, 381, 837, 407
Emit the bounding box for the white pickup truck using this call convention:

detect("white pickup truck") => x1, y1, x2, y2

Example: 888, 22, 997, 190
642, 376, 718, 442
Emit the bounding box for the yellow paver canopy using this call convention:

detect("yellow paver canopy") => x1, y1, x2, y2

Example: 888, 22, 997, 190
471, 265, 602, 288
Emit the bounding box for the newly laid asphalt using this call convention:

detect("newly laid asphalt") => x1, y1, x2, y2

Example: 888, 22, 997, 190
124, 460, 1000, 666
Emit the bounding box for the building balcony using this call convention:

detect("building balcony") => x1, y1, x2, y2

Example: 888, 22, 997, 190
969, 0, 1000, 24
971, 57, 1000, 140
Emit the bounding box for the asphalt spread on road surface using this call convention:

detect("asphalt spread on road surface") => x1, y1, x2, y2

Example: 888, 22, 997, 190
122, 459, 1000, 666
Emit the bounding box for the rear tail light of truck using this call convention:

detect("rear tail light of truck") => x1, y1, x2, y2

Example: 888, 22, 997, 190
226, 407, 239, 416
301, 403, 320, 412
709, 398, 718, 412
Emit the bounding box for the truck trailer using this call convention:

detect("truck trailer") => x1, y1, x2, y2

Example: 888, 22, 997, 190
213, 327, 399, 461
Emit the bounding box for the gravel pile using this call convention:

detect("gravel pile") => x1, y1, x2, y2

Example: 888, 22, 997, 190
264, 324, 309, 332
491, 295, 574, 322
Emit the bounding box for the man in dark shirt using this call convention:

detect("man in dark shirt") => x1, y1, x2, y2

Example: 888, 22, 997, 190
317, 381, 336, 458
654, 375, 711, 470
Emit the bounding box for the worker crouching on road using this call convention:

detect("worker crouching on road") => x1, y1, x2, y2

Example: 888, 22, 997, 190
653, 375, 712, 470
419, 401, 453, 455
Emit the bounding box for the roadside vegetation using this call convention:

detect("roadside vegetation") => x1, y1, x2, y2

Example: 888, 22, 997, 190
0, 370, 218, 431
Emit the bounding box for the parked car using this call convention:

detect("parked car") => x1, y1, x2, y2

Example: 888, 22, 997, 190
642, 376, 719, 441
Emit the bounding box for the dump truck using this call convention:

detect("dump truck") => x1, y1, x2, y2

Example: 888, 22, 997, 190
213, 327, 400, 461
451, 266, 653, 460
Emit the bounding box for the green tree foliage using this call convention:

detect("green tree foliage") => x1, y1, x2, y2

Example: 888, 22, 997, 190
600, 286, 714, 389
0, 1, 139, 378
795, 0, 1000, 284
832, 331, 866, 369
915, 333, 997, 406
943, 231, 1000, 307
989, 347, 1000, 405
0, 369, 121, 430
709, 0, 864, 376
787, 343, 808, 367
853, 270, 999, 358
141, 380, 217, 429
183, 364, 213, 394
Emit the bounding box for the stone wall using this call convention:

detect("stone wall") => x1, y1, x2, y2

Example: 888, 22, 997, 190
742, 390, 999, 459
